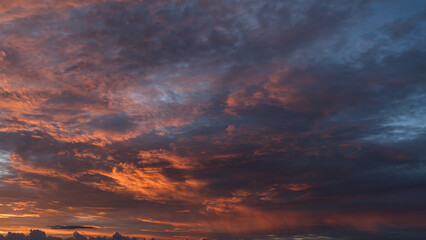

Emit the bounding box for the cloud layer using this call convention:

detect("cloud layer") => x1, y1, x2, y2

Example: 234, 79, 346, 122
1, 0, 426, 239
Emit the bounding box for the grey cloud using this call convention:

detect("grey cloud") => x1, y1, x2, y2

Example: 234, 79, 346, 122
29, 230, 47, 240
49, 226, 96, 230
87, 112, 138, 132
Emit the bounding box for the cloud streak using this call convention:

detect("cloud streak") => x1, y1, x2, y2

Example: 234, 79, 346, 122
49, 226, 96, 230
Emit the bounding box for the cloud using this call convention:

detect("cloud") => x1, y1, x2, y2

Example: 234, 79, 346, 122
29, 230, 47, 240
0, 231, 139, 240
87, 112, 138, 133
0, 0, 426, 239
3, 233, 26, 240
49, 226, 96, 230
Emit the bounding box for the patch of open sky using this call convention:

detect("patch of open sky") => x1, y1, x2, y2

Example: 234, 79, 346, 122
0, 150, 11, 178
363, 93, 426, 143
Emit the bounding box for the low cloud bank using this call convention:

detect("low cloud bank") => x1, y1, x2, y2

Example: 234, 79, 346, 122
0, 230, 145, 240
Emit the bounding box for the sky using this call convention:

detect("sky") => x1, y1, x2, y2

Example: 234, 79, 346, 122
0, 0, 426, 239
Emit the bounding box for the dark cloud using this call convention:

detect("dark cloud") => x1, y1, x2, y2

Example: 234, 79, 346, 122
29, 230, 47, 240
72, 232, 87, 240
0, 231, 138, 240
87, 112, 138, 132
3, 233, 26, 240
49, 226, 97, 230
382, 10, 426, 39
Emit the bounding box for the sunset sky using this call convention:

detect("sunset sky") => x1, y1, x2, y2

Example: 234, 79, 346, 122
1, 0, 426, 239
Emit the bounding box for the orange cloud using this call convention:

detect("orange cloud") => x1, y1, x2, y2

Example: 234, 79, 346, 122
0, 214, 39, 218
89, 162, 205, 202
283, 183, 312, 191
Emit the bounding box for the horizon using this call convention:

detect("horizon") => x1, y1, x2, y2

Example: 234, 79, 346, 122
1, 0, 426, 239
0, 230, 141, 240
